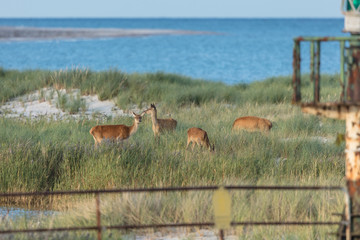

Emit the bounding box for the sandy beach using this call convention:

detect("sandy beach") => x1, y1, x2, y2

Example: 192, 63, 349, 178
0, 26, 213, 41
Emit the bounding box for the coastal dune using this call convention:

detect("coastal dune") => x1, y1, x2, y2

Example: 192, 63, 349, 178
0, 26, 213, 41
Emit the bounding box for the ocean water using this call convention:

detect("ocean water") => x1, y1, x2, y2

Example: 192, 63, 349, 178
0, 206, 55, 219
0, 18, 347, 84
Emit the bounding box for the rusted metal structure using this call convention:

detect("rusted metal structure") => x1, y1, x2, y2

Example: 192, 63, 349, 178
0, 185, 346, 239
292, 1, 360, 239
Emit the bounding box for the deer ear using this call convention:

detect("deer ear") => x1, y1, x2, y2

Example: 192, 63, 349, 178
132, 111, 136, 116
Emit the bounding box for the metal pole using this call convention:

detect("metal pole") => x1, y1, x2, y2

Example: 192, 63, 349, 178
219, 229, 224, 240
347, 40, 360, 102
344, 188, 351, 240
345, 35, 360, 238
96, 193, 102, 240
310, 41, 314, 84
314, 41, 321, 103
340, 41, 346, 102
345, 109, 360, 238
292, 40, 301, 103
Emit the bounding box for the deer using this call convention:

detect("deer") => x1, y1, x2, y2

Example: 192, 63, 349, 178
186, 127, 214, 151
232, 116, 272, 132
89, 111, 145, 146
144, 103, 177, 138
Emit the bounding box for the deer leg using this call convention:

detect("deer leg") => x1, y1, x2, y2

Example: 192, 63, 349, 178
186, 140, 190, 150
95, 138, 103, 148
115, 137, 125, 148
154, 133, 161, 145
93, 136, 99, 147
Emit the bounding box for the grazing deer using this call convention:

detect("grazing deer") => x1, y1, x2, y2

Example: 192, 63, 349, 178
186, 127, 214, 151
89, 111, 145, 146
144, 103, 177, 137
232, 116, 272, 132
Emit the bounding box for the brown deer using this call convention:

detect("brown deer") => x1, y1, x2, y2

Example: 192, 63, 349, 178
144, 103, 177, 137
89, 111, 145, 146
186, 127, 214, 151
232, 116, 272, 132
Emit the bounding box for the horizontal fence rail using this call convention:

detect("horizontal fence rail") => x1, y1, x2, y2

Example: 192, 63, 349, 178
0, 185, 345, 197
0, 185, 347, 240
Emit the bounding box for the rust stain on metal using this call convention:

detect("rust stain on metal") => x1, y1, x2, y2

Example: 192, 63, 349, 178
347, 180, 360, 197
292, 45, 297, 103
314, 41, 320, 102
292, 40, 301, 103
347, 49, 360, 102
345, 111, 360, 189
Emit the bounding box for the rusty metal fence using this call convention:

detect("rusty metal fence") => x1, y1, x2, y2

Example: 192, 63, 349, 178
292, 36, 360, 104
0, 185, 348, 239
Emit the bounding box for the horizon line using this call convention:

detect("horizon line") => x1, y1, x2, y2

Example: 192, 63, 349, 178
0, 16, 344, 20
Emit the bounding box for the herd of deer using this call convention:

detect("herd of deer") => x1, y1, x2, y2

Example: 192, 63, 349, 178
89, 103, 272, 151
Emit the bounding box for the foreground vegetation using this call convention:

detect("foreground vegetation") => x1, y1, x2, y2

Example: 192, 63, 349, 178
0, 68, 347, 239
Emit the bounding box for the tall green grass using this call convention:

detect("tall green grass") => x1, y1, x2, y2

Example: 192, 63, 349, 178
0, 67, 343, 108
0, 102, 345, 193
0, 68, 347, 239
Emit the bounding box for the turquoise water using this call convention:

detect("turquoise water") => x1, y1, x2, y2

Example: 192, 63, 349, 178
0, 18, 347, 84
0, 207, 55, 219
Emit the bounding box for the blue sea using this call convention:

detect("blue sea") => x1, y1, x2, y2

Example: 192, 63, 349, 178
0, 18, 347, 84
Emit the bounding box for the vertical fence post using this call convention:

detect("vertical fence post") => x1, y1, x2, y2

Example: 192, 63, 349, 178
292, 40, 301, 103
346, 40, 360, 101
310, 41, 315, 84
345, 109, 360, 238
219, 229, 225, 240
344, 189, 351, 240
96, 193, 102, 240
314, 41, 321, 103
340, 40, 346, 102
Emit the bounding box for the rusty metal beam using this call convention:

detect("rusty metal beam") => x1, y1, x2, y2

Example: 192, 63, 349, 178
300, 102, 360, 120
294, 36, 360, 42
292, 40, 301, 103
0, 185, 344, 198
341, 41, 347, 102
0, 221, 345, 235
314, 41, 321, 103
95, 193, 102, 240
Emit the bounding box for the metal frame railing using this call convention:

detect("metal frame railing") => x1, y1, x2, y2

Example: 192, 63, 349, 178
0, 185, 348, 240
292, 36, 360, 104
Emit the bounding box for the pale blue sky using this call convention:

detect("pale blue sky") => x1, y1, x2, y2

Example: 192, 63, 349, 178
1, 0, 343, 18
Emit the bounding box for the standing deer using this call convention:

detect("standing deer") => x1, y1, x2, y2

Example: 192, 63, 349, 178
186, 127, 214, 151
144, 103, 177, 138
232, 116, 272, 132
89, 111, 145, 146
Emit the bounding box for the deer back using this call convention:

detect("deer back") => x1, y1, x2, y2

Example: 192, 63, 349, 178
90, 124, 131, 140
232, 116, 272, 132
187, 127, 210, 148
158, 118, 177, 132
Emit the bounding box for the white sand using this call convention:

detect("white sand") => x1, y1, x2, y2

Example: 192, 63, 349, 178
0, 87, 138, 120
134, 229, 237, 240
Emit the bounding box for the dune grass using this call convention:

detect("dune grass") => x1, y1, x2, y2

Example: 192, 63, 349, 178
0, 68, 347, 239
0, 67, 343, 109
